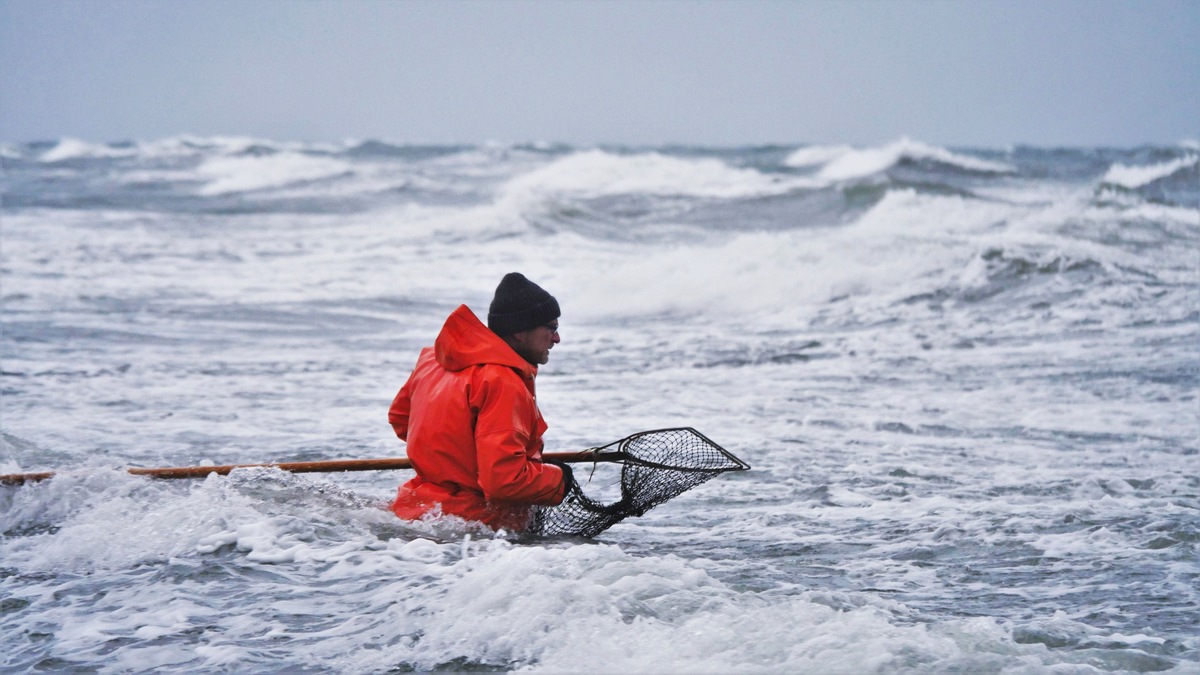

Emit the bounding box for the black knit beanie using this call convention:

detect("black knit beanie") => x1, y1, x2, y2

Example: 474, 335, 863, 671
487, 272, 560, 336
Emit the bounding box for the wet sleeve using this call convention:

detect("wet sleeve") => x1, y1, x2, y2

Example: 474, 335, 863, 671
472, 371, 566, 506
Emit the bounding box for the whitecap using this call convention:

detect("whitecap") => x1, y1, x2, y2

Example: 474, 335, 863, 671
195, 152, 355, 195
782, 143, 854, 168
815, 137, 1014, 182
499, 149, 816, 203
1100, 154, 1199, 189
39, 137, 136, 162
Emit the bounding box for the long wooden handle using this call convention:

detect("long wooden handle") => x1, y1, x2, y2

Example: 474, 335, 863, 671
0, 450, 614, 486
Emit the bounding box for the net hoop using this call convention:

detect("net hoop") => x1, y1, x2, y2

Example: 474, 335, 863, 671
529, 427, 749, 537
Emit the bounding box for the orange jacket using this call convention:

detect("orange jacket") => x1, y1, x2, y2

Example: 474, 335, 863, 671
388, 304, 566, 530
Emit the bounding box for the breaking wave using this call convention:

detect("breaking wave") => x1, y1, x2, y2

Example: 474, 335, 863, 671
1100, 154, 1199, 189
784, 137, 1015, 181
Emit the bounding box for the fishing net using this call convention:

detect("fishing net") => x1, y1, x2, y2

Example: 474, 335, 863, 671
529, 427, 750, 538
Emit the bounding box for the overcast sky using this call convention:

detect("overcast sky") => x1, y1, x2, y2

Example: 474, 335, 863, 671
2, 0, 1196, 148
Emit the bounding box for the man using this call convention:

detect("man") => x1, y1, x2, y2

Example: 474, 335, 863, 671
387, 272, 572, 531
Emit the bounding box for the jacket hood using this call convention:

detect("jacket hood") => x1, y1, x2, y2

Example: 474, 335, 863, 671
434, 304, 536, 377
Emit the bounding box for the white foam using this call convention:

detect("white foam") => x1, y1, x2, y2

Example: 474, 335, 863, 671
196, 152, 354, 195
328, 540, 1104, 673
1101, 155, 1198, 189
3, 510, 1077, 672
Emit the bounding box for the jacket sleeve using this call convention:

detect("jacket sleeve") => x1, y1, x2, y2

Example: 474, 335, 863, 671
388, 358, 424, 441
389, 347, 436, 441
471, 369, 566, 506
388, 382, 411, 441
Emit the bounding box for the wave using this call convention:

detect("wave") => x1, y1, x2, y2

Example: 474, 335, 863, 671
487, 149, 837, 239
0, 143, 24, 160
1100, 154, 1199, 189
27, 135, 558, 165
780, 144, 854, 168
953, 246, 1106, 303
500, 149, 817, 203
784, 138, 1015, 181
142, 135, 337, 158
343, 139, 472, 161
39, 137, 138, 163
560, 182, 1186, 325
33, 135, 346, 164
195, 152, 356, 196
562, 192, 1008, 321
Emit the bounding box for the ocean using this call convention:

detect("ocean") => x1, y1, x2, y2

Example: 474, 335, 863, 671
1, 136, 1197, 673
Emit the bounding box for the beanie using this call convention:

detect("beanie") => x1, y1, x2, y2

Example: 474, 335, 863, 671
487, 272, 560, 336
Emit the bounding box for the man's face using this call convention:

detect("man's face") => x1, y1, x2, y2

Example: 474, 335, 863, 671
512, 321, 560, 366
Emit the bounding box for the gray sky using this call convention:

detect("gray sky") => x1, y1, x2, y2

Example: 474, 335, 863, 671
2, 0, 1196, 148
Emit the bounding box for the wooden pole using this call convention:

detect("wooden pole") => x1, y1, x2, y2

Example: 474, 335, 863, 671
0, 450, 612, 486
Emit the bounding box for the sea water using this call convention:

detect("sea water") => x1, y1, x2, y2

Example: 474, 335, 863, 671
1, 137, 1197, 673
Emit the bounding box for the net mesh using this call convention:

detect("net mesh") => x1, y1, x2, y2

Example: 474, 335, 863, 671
528, 427, 750, 538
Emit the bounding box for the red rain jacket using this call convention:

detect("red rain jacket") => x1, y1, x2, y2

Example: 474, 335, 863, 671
388, 304, 566, 530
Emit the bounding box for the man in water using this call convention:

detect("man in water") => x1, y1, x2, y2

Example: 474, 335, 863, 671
387, 272, 572, 531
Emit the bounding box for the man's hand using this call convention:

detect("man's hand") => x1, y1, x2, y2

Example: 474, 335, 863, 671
546, 460, 573, 492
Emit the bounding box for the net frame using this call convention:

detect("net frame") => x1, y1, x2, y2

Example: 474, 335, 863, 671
529, 427, 750, 537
